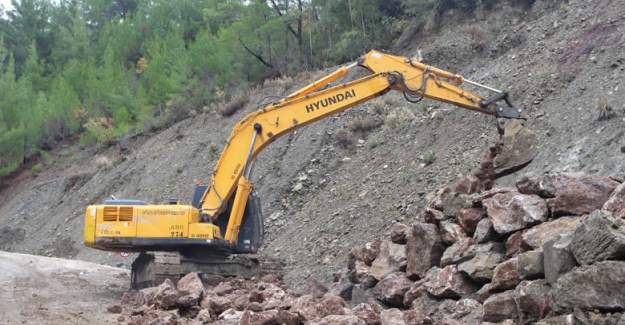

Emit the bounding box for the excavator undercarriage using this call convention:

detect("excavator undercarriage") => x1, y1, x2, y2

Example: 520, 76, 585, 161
130, 251, 284, 289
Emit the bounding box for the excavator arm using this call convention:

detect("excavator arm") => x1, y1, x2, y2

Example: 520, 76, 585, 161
200, 49, 523, 245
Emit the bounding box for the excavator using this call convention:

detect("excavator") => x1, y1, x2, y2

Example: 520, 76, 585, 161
83, 50, 535, 288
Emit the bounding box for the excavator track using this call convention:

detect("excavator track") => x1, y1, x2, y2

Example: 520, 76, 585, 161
130, 251, 284, 289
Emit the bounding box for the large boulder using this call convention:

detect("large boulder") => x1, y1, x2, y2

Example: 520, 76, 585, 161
458, 249, 504, 283
551, 261, 625, 312
407, 294, 447, 321
475, 283, 494, 303
240, 310, 300, 325
505, 230, 529, 257
483, 290, 518, 323
402, 308, 430, 325
575, 312, 625, 324
442, 241, 503, 268
517, 174, 619, 216
406, 223, 444, 279
439, 220, 468, 245
427, 188, 473, 218
570, 210, 625, 265
603, 182, 625, 218
473, 218, 497, 243
535, 315, 577, 325
451, 174, 481, 194
514, 280, 551, 323
483, 192, 548, 235
422, 207, 446, 223
456, 208, 486, 236
329, 275, 353, 301
350, 285, 377, 306
218, 308, 244, 323
450, 299, 484, 324
371, 240, 407, 280
351, 303, 380, 325
521, 217, 581, 250
490, 257, 519, 292
379, 308, 406, 325
424, 265, 477, 299
309, 315, 366, 325
291, 294, 344, 321
120, 290, 145, 308
350, 260, 377, 288
435, 300, 459, 323
200, 294, 232, 316
402, 280, 426, 307
176, 272, 204, 307
372, 273, 412, 307
390, 223, 409, 244
441, 238, 474, 266
349, 240, 382, 267
543, 234, 577, 285
142, 278, 180, 310
517, 250, 544, 280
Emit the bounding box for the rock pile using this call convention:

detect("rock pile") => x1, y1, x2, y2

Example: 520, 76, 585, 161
113, 173, 625, 324
343, 173, 625, 324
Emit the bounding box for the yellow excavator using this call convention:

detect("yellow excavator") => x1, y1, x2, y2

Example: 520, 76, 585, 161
83, 50, 534, 288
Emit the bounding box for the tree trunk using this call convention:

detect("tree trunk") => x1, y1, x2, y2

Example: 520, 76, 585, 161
269, 0, 305, 70
296, 0, 305, 68
347, 0, 355, 30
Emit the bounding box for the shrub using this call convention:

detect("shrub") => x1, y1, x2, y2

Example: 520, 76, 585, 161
423, 151, 436, 166
367, 134, 385, 149
31, 163, 43, 174
80, 117, 116, 147
219, 92, 250, 117
94, 156, 113, 169
40, 150, 52, 164
466, 25, 487, 52
263, 76, 294, 90
385, 107, 415, 129
348, 116, 382, 133
334, 130, 354, 148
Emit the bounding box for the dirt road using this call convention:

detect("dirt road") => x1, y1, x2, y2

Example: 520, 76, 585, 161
0, 251, 129, 324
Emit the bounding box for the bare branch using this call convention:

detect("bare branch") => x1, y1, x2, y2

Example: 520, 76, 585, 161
238, 37, 273, 69
268, 0, 299, 38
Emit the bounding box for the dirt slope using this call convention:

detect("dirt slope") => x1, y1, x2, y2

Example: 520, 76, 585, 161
0, 0, 624, 288
0, 251, 128, 324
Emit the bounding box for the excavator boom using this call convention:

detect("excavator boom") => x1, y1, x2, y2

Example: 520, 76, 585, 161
199, 50, 523, 221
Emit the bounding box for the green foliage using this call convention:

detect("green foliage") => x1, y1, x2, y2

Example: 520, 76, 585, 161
0, 128, 25, 177
423, 151, 437, 166
0, 0, 499, 176
39, 150, 52, 164
31, 163, 43, 174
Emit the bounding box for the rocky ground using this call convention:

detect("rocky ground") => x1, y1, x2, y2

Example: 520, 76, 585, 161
0, 251, 129, 324
108, 173, 625, 324
1, 0, 625, 320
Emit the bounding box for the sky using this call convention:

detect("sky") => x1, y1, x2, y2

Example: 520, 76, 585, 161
0, 0, 13, 12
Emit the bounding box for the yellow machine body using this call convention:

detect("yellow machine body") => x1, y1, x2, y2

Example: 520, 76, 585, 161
84, 203, 223, 251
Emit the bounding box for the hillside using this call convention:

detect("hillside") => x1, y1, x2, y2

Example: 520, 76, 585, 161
1, 0, 625, 292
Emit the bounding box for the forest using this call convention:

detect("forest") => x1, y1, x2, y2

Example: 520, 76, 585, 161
0, 0, 492, 176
